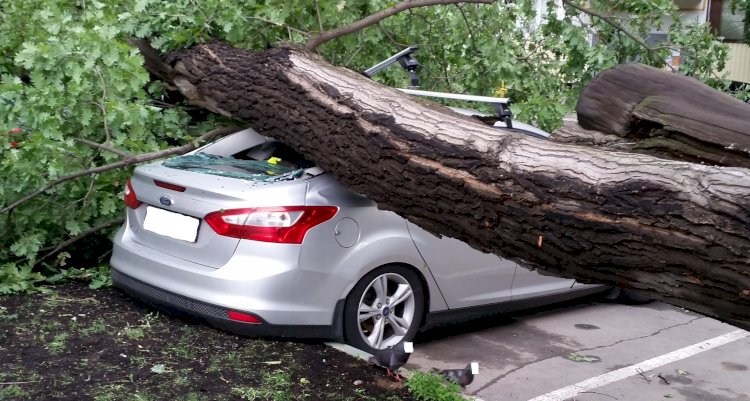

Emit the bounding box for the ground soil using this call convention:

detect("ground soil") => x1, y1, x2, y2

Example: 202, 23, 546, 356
0, 282, 417, 401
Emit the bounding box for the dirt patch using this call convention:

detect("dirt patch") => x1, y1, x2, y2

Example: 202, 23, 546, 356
0, 282, 417, 401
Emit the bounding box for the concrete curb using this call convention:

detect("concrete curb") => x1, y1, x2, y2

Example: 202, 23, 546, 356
324, 342, 486, 401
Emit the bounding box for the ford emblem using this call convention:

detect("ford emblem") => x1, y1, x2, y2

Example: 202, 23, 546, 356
159, 196, 174, 207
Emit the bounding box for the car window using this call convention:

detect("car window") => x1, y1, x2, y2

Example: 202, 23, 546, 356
163, 141, 314, 182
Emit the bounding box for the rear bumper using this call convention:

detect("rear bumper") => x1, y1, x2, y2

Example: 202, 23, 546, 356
110, 223, 346, 339
112, 269, 344, 339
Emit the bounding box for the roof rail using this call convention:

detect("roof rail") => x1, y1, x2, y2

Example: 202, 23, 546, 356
396, 88, 509, 104
364, 46, 421, 87
397, 88, 513, 128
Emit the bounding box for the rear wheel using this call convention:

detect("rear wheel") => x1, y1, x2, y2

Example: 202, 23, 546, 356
344, 265, 424, 354
606, 287, 653, 304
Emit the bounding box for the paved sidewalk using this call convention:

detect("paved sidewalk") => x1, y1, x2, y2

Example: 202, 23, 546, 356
405, 300, 750, 401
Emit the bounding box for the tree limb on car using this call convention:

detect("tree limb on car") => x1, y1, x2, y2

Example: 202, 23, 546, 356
139, 40, 750, 330
1, 126, 241, 214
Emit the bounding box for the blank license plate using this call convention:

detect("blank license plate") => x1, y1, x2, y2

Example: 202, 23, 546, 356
143, 206, 200, 242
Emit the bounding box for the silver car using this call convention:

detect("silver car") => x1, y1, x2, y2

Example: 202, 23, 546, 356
110, 126, 607, 354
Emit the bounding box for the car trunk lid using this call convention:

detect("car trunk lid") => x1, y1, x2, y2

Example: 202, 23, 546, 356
125, 129, 314, 268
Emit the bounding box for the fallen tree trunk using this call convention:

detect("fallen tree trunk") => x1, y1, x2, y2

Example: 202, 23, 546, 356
141, 41, 750, 329
576, 64, 750, 167
550, 120, 634, 151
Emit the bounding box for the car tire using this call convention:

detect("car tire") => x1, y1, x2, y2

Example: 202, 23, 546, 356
344, 265, 425, 354
605, 287, 653, 305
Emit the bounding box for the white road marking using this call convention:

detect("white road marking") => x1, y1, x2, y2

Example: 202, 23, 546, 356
528, 329, 750, 401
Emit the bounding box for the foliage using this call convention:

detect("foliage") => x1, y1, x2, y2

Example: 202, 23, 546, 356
406, 371, 464, 401
731, 83, 750, 101
729, 0, 750, 43
0, 260, 111, 295
46, 263, 113, 289
0, 0, 738, 292
232, 370, 293, 401
0, 0, 208, 287
0, 263, 45, 295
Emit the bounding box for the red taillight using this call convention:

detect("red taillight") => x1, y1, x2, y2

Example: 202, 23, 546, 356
227, 310, 262, 324
204, 206, 338, 244
124, 179, 142, 209
154, 180, 186, 192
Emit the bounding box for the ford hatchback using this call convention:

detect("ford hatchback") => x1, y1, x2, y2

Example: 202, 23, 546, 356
111, 126, 607, 354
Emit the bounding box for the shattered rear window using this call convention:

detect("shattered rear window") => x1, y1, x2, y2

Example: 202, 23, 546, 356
163, 152, 305, 182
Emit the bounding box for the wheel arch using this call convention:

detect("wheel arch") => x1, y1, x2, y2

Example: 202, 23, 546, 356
341, 262, 433, 349
325, 233, 448, 314
343, 262, 433, 330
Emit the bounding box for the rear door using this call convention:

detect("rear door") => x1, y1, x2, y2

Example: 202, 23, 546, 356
510, 265, 575, 299
406, 222, 515, 309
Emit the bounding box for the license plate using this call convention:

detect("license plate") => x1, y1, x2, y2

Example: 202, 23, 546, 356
143, 206, 200, 243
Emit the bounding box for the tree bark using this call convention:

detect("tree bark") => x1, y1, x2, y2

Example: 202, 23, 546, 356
550, 120, 634, 151
576, 63, 750, 168
148, 42, 750, 330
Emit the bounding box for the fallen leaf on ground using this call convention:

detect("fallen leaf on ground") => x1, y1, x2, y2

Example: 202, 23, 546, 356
566, 353, 602, 363
151, 364, 167, 374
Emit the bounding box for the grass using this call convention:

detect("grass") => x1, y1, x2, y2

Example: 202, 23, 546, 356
45, 333, 69, 354
0, 385, 24, 400
405, 371, 465, 401
0, 306, 17, 321
80, 318, 108, 336
232, 369, 294, 401
121, 325, 145, 340
93, 384, 128, 401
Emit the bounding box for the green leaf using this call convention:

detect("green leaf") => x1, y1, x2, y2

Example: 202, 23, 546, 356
150, 364, 167, 374
134, 0, 152, 13
65, 220, 82, 236
566, 353, 602, 363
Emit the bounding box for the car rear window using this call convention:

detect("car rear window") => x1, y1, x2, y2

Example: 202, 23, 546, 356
163, 142, 314, 182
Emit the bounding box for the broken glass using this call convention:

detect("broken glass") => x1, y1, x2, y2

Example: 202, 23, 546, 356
163, 152, 305, 182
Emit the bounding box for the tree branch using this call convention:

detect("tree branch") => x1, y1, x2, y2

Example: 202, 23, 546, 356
93, 66, 111, 143
73, 137, 132, 159
244, 16, 311, 37
314, 0, 324, 33
34, 217, 125, 266
376, 23, 408, 48
560, 0, 657, 57
560, 0, 678, 71
454, 4, 478, 53
344, 35, 366, 66
127, 38, 174, 84
1, 126, 241, 214
304, 0, 495, 51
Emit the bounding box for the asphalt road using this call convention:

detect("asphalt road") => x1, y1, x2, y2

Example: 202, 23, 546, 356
405, 297, 750, 401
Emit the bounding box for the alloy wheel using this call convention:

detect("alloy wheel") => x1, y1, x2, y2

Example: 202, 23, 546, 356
355, 272, 416, 349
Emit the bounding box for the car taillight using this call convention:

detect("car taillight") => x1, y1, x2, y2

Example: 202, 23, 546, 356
154, 180, 186, 192
124, 179, 142, 209
227, 310, 261, 324
204, 206, 338, 244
